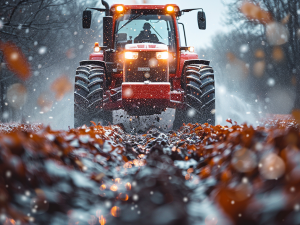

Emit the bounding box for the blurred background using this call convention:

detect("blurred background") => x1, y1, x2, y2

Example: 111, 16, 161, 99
0, 0, 299, 129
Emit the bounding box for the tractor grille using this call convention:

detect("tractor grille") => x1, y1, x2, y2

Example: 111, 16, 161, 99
124, 52, 168, 82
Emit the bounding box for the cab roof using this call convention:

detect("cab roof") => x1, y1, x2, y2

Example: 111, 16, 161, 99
110, 4, 180, 10
110, 4, 181, 17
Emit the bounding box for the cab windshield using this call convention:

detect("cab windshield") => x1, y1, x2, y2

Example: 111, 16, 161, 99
114, 14, 176, 52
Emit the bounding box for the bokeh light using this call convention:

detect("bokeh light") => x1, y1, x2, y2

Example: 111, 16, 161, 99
259, 153, 285, 180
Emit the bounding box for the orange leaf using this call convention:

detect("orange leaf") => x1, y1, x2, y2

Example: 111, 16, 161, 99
0, 42, 31, 80
66, 48, 76, 59
199, 166, 211, 179
240, 2, 273, 24
255, 49, 265, 58
122, 155, 129, 162
281, 14, 290, 24
226, 52, 236, 62
50, 76, 72, 101
272, 46, 284, 62
292, 109, 300, 124
94, 173, 105, 181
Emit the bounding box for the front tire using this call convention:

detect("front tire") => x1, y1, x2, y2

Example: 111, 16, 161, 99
74, 64, 112, 128
173, 64, 215, 130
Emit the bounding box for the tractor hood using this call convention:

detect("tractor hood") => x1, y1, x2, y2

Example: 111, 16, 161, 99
125, 43, 168, 52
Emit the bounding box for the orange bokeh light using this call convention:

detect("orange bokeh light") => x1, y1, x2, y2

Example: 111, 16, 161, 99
118, 193, 129, 201
100, 184, 106, 190
110, 184, 118, 192
125, 182, 131, 191
99, 215, 106, 225
111, 206, 120, 217
4, 219, 16, 225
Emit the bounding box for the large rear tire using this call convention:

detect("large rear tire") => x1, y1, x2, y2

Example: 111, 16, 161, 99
74, 64, 112, 128
173, 64, 215, 130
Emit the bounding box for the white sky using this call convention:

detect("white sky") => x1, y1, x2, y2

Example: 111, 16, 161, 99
109, 0, 228, 48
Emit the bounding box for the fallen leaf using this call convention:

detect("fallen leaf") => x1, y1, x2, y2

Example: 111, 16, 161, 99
292, 109, 300, 124
94, 173, 105, 181
122, 155, 129, 162
75, 160, 84, 169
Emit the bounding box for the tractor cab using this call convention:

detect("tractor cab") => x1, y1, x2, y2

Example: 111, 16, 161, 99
113, 7, 178, 74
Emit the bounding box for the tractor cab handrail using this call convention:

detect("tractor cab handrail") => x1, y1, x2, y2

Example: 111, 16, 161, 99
181, 8, 203, 13
86, 7, 106, 13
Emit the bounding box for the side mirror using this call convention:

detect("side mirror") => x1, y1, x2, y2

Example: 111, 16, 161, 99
198, 11, 206, 30
83, 10, 92, 29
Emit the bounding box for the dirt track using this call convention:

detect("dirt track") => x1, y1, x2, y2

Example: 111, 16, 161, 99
1, 118, 300, 225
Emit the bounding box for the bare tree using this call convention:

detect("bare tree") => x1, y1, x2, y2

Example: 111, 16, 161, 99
0, 0, 103, 122
224, 0, 300, 109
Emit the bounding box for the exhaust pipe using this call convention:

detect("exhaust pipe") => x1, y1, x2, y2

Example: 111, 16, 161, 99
102, 0, 110, 16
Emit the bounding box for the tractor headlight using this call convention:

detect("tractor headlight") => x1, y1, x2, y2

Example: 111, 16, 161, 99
94, 42, 100, 52
125, 52, 138, 59
188, 46, 195, 52
156, 52, 168, 60
94, 47, 100, 52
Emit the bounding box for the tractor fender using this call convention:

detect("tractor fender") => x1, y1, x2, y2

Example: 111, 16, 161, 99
180, 59, 210, 91
80, 60, 106, 70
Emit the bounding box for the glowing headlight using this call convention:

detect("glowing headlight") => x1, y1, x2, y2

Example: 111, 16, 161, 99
116, 5, 124, 12
125, 52, 138, 59
94, 42, 100, 52
188, 46, 195, 52
166, 6, 174, 12
156, 52, 168, 60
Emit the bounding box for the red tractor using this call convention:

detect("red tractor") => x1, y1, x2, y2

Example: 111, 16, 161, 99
74, 0, 215, 130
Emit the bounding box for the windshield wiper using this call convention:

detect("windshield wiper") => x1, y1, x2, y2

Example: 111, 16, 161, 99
149, 23, 163, 39
118, 14, 143, 32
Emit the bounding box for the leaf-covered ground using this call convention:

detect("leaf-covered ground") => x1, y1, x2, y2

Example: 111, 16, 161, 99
1, 118, 300, 225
